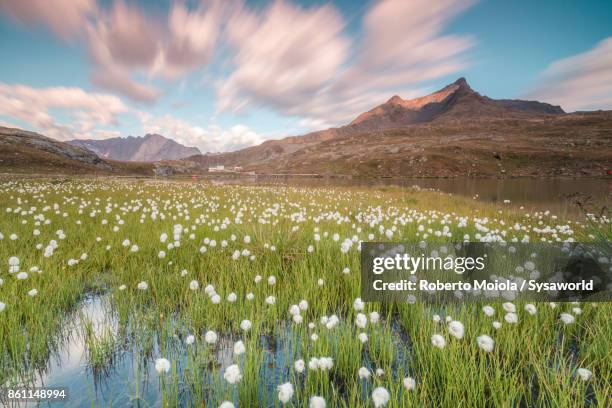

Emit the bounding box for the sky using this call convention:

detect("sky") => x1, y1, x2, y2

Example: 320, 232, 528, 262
0, 0, 610, 153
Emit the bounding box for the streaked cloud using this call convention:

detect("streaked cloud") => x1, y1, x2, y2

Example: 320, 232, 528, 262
0, 82, 127, 140
527, 37, 612, 112
0, 0, 95, 40
217, 0, 475, 125
218, 0, 350, 113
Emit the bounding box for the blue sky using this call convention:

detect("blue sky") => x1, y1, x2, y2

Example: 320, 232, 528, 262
0, 0, 610, 152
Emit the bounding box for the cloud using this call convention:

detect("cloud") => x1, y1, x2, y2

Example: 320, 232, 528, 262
526, 37, 612, 111
84, 1, 161, 102
87, 0, 227, 102
217, 0, 475, 126
218, 0, 350, 112
0, 83, 127, 140
152, 2, 225, 79
139, 113, 265, 153
1, 0, 225, 103
90, 67, 160, 103
0, 0, 95, 40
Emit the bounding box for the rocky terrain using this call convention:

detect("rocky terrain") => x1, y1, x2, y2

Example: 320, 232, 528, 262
69, 133, 200, 162
185, 78, 611, 177
0, 126, 155, 175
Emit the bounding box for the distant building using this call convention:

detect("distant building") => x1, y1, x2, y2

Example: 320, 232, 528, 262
208, 165, 225, 172
233, 166, 243, 172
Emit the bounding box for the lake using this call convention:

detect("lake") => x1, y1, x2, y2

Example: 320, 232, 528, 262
210, 176, 611, 217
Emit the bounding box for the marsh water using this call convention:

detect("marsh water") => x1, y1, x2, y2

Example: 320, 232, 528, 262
211, 176, 611, 217
9, 295, 409, 407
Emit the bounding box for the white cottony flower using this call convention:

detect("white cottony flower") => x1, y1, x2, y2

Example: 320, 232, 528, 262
211, 294, 221, 304
189, 280, 199, 291
204, 330, 218, 344
403, 376, 416, 391
369, 311, 380, 323
298, 300, 308, 310
477, 335, 495, 352
524, 304, 537, 315
376, 368, 384, 377
265, 296, 276, 305
137, 281, 148, 290
318, 357, 333, 370
504, 313, 518, 324
0, 301, 5, 312
358, 367, 370, 379
227, 292, 237, 302
502, 302, 516, 313
277, 382, 294, 404
358, 332, 368, 343
185, 335, 195, 345
309, 396, 326, 408
155, 358, 171, 374
560, 313, 575, 325
353, 298, 364, 311
493, 321, 502, 329
289, 304, 300, 316
268, 275, 276, 285
223, 364, 242, 384
355, 313, 367, 328
371, 387, 390, 408
233, 340, 246, 355
27, 288, 38, 297
219, 402, 234, 408
240, 320, 252, 331
294, 359, 305, 373
16, 272, 28, 280
431, 334, 446, 349
448, 321, 465, 339
119, 284, 126, 291
246, 292, 254, 301
293, 314, 303, 324
576, 368, 592, 381
308, 358, 319, 370
482, 305, 495, 316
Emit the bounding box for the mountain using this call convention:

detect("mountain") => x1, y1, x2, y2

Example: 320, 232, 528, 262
347, 77, 564, 131
0, 126, 159, 175
184, 78, 610, 177
69, 134, 201, 162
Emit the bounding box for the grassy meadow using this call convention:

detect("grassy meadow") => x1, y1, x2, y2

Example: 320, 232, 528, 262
0, 178, 610, 407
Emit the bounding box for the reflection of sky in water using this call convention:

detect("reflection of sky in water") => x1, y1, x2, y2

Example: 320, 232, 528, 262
21, 297, 161, 407
214, 177, 611, 217
13, 296, 411, 407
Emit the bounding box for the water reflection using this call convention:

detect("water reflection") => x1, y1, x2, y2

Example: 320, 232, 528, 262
9, 295, 411, 407
210, 176, 611, 216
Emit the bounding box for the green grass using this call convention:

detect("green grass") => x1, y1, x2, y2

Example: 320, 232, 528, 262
0, 179, 609, 407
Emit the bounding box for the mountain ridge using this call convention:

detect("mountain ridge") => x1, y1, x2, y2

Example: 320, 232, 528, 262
69, 133, 201, 162
182, 77, 608, 177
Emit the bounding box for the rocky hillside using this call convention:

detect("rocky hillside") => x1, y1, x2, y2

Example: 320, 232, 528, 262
0, 126, 153, 175
69, 134, 201, 162
185, 78, 610, 177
